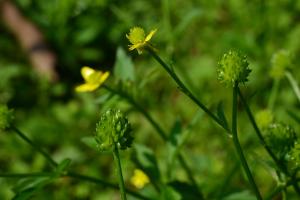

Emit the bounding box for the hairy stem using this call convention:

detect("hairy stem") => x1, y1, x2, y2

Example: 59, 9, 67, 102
232, 84, 262, 200
147, 48, 229, 133
112, 143, 127, 200
103, 84, 202, 195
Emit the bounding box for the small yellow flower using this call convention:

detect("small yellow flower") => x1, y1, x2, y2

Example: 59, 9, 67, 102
75, 66, 109, 92
126, 27, 157, 54
130, 169, 150, 189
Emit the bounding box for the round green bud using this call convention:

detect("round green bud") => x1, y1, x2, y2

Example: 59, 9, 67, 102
95, 109, 133, 151
255, 109, 274, 130
217, 50, 251, 87
0, 104, 13, 130
270, 50, 292, 79
264, 123, 297, 160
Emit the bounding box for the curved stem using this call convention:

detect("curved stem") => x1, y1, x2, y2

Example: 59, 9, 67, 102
112, 143, 127, 200
10, 125, 58, 167
103, 84, 202, 194
238, 88, 283, 170
238, 88, 300, 195
232, 84, 262, 200
146, 48, 229, 133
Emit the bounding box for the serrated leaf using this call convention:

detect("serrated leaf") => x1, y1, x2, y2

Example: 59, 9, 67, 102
114, 47, 135, 82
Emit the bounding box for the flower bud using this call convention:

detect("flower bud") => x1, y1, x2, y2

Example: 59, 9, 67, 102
0, 104, 13, 130
270, 50, 292, 79
255, 109, 274, 130
217, 50, 251, 87
264, 123, 297, 160
95, 109, 133, 151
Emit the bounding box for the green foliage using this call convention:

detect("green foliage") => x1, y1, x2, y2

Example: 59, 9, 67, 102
264, 123, 297, 160
0, 104, 13, 130
1, 0, 300, 199
95, 109, 133, 151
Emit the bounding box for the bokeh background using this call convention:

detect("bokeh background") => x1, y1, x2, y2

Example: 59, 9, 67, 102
0, 0, 300, 199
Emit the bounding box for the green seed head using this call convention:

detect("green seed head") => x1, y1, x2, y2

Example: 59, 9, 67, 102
270, 50, 292, 79
255, 109, 274, 130
265, 123, 297, 160
0, 104, 13, 131
217, 50, 251, 87
95, 109, 133, 151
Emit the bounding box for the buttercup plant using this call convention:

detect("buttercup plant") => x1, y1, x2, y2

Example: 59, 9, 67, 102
95, 109, 133, 200
76, 66, 110, 92
130, 169, 150, 189
126, 27, 157, 54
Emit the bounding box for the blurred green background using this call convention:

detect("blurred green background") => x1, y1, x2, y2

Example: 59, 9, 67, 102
0, 0, 300, 199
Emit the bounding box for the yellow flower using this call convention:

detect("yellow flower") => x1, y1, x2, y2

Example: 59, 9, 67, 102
130, 169, 150, 189
126, 27, 157, 54
75, 66, 109, 92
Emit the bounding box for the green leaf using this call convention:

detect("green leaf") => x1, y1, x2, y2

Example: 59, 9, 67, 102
217, 101, 229, 131
132, 144, 161, 183
168, 181, 204, 200
113, 47, 135, 82
169, 118, 182, 146
159, 185, 181, 200
287, 109, 300, 124
81, 136, 98, 151
174, 8, 202, 38
12, 177, 53, 200
223, 190, 256, 200
55, 158, 71, 176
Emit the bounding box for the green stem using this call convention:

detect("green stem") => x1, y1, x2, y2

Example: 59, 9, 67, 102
238, 88, 300, 195
285, 71, 300, 103
266, 177, 300, 200
232, 84, 262, 200
147, 48, 229, 133
67, 172, 151, 200
268, 78, 280, 110
112, 143, 127, 200
10, 125, 58, 167
103, 84, 202, 194
0, 172, 53, 178
8, 125, 149, 200
238, 88, 283, 170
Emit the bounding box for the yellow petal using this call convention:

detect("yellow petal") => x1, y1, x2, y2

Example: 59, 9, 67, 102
145, 29, 157, 42
75, 83, 100, 92
128, 43, 144, 51
130, 169, 150, 189
81, 66, 97, 82
98, 71, 110, 84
